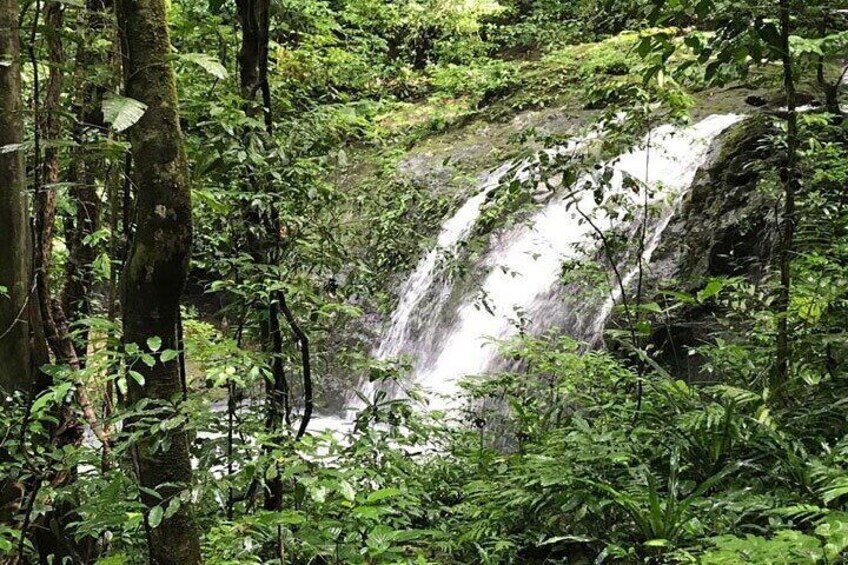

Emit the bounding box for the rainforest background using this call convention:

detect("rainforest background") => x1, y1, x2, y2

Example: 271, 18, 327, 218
1, 0, 848, 562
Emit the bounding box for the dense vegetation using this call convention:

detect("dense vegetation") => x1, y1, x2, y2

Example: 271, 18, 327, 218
1, 0, 847, 562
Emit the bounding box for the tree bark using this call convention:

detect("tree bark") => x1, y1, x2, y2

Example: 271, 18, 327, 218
0, 0, 48, 396
0, 0, 29, 527
0, 0, 50, 535
114, 0, 202, 561
33, 2, 63, 283
62, 0, 111, 362
234, 0, 292, 511
236, 0, 269, 102
775, 0, 799, 389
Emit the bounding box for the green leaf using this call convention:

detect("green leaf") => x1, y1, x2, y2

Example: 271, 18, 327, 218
30, 382, 73, 416
353, 506, 386, 519
255, 510, 306, 526
164, 497, 181, 519
94, 553, 127, 565
644, 538, 670, 547
366, 525, 396, 554
339, 480, 356, 502
138, 487, 161, 500
160, 349, 179, 363
30, 391, 55, 415
147, 336, 162, 352
180, 53, 228, 80
148, 505, 163, 529
117, 377, 128, 396
697, 279, 725, 303
102, 93, 148, 133
539, 535, 594, 545
366, 487, 402, 504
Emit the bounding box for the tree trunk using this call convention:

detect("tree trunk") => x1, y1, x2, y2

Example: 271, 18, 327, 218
114, 0, 202, 561
0, 0, 50, 534
0, 0, 48, 396
236, 0, 268, 102
775, 0, 799, 389
33, 2, 63, 285
62, 0, 111, 362
234, 0, 291, 511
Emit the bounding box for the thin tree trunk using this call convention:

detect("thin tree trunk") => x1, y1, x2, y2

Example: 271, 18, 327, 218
33, 2, 62, 282
234, 0, 291, 511
31, 0, 111, 451
236, 0, 266, 101
815, 12, 841, 116
114, 0, 202, 561
62, 0, 111, 362
775, 0, 799, 389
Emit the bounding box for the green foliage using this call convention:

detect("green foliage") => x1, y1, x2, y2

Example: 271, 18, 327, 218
7, 0, 848, 561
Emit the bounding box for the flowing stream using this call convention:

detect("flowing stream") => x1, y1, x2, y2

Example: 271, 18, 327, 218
364, 113, 744, 412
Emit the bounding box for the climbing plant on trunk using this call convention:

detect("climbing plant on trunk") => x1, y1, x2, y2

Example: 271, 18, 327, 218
232, 0, 313, 512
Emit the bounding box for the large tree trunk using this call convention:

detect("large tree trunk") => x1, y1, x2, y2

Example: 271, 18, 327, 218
114, 0, 202, 562
0, 0, 50, 536
0, 0, 48, 396
0, 0, 28, 529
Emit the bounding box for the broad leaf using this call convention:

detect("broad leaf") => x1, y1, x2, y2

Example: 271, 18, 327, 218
180, 53, 228, 80
102, 93, 147, 133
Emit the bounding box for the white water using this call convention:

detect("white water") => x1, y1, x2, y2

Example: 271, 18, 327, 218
366, 113, 743, 412
375, 163, 512, 361
375, 136, 600, 367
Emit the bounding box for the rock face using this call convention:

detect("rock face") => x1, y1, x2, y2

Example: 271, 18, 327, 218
627, 116, 780, 382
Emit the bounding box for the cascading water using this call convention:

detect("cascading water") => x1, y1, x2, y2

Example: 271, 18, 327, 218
366, 113, 744, 412
347, 164, 511, 408
374, 136, 600, 367
375, 162, 512, 362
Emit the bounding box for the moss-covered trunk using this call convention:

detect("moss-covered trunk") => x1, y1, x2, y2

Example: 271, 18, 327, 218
115, 0, 202, 561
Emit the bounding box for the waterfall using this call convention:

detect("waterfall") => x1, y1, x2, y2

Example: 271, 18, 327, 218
368, 113, 744, 411
375, 162, 512, 361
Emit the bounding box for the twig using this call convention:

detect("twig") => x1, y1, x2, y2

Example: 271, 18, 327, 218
0, 280, 37, 342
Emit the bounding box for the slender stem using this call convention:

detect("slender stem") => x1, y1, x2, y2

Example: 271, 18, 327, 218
277, 291, 312, 441
775, 0, 798, 390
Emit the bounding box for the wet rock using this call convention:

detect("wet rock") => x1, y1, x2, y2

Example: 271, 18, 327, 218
745, 94, 768, 107
617, 116, 780, 382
